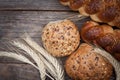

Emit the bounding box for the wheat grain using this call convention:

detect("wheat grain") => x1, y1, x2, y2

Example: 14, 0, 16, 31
34, 51, 57, 77
11, 40, 47, 80
0, 51, 38, 69
22, 34, 64, 80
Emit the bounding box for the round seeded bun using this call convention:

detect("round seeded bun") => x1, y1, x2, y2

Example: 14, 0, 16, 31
41, 19, 80, 57
65, 43, 113, 80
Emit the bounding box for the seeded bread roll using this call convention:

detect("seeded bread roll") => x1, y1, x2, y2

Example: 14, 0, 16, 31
41, 20, 80, 57
65, 43, 113, 80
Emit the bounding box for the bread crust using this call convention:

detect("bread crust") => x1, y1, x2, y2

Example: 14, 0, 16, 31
42, 20, 80, 57
60, 0, 120, 28
65, 43, 113, 80
81, 21, 120, 60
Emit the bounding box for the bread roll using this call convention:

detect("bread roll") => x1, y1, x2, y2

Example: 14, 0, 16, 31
65, 43, 113, 80
42, 20, 80, 57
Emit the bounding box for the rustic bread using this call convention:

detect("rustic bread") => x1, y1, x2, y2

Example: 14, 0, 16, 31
42, 19, 80, 57
65, 43, 113, 80
81, 21, 120, 60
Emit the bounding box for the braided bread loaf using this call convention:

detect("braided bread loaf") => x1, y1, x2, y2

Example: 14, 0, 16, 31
60, 0, 120, 28
81, 21, 120, 61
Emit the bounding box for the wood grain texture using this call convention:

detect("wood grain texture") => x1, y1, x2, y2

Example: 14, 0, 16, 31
0, 10, 86, 80
0, 63, 40, 80
0, 0, 70, 11
0, 0, 89, 80
0, 10, 90, 62
0, 11, 89, 39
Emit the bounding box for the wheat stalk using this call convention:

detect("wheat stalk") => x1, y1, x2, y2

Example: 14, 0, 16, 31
65, 14, 87, 22
94, 47, 120, 80
11, 40, 49, 80
22, 34, 64, 80
1, 42, 56, 80
0, 51, 39, 70
32, 50, 57, 77
37, 53, 58, 78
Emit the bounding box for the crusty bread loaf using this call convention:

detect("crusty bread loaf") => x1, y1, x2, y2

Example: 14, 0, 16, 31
65, 43, 113, 80
41, 19, 80, 57
59, 0, 120, 28
81, 21, 120, 60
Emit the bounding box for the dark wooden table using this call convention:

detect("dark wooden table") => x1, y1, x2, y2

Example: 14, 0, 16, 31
0, 0, 96, 80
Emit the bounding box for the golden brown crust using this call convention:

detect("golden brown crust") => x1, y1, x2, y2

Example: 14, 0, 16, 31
110, 13, 120, 28
69, 0, 86, 10
97, 6, 117, 22
81, 21, 99, 43
111, 42, 120, 53
81, 21, 113, 44
59, 0, 120, 28
42, 20, 80, 57
85, 0, 102, 14
114, 30, 120, 39
80, 21, 120, 60
96, 34, 116, 49
65, 43, 113, 80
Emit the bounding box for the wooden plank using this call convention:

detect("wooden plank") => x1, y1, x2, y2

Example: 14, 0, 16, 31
0, 11, 90, 63
0, 57, 26, 63
0, 11, 90, 39
0, 63, 72, 80
0, 0, 70, 11
0, 62, 116, 80
0, 63, 40, 80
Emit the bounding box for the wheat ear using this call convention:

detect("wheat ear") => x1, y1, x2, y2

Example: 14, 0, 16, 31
30, 48, 57, 77
33, 50, 58, 78
22, 35, 64, 80
65, 14, 87, 22
11, 40, 48, 80
0, 51, 39, 70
